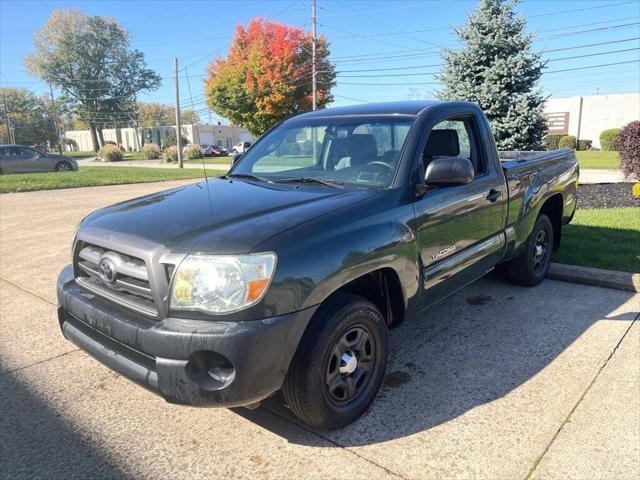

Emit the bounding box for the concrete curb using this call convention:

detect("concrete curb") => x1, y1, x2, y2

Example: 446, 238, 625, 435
548, 262, 640, 293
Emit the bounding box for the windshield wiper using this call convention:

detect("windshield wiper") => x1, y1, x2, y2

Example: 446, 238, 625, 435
227, 172, 271, 183
273, 177, 345, 188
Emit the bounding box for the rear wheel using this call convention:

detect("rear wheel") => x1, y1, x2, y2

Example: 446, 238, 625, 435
54, 161, 72, 172
283, 294, 388, 429
507, 214, 554, 286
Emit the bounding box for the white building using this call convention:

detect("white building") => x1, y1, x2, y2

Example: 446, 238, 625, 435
64, 124, 253, 152
544, 92, 639, 149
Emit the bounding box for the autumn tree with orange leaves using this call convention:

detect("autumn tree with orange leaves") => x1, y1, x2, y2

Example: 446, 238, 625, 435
205, 19, 336, 136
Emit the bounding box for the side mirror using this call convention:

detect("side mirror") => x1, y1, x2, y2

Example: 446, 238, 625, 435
425, 156, 474, 186
232, 152, 242, 165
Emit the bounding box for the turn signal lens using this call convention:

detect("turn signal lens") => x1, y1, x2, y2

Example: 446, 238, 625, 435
246, 278, 269, 302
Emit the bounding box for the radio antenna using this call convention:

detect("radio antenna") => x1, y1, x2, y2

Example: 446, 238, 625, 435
184, 66, 214, 214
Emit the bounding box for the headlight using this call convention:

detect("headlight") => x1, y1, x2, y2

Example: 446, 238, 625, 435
170, 253, 276, 314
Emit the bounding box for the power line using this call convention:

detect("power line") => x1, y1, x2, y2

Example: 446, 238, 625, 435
544, 37, 640, 53
527, 0, 636, 18
545, 59, 640, 74
327, 46, 639, 77
333, 59, 640, 85
538, 22, 640, 40
329, 36, 640, 65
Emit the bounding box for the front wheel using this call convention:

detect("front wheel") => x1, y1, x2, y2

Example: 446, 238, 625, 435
282, 294, 388, 429
507, 214, 554, 286
54, 161, 72, 172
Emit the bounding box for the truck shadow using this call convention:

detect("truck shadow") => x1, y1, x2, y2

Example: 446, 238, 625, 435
0, 367, 128, 478
235, 275, 638, 446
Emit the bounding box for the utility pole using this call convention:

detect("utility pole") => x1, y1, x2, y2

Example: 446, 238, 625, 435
311, 0, 317, 111
2, 91, 15, 144
132, 95, 141, 150
48, 83, 63, 154
174, 57, 183, 168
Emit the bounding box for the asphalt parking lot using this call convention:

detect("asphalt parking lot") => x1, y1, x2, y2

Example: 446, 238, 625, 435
1, 180, 638, 480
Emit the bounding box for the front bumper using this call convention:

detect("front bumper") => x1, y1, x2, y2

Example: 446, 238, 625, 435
57, 265, 316, 407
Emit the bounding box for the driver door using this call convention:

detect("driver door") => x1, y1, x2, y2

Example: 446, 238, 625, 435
14, 146, 42, 172
413, 115, 506, 308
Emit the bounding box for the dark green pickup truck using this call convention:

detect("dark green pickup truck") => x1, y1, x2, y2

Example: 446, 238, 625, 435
57, 101, 578, 428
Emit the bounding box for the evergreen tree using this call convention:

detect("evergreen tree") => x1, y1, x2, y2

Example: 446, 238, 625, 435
438, 0, 546, 150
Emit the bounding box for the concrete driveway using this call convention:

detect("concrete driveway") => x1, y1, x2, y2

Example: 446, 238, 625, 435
1, 180, 638, 480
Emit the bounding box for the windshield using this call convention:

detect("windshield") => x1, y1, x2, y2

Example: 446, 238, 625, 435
230, 116, 414, 187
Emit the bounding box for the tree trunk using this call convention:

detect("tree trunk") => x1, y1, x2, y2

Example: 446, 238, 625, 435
89, 124, 100, 152
97, 127, 105, 148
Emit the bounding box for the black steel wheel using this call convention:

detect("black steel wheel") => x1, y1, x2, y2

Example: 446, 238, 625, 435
325, 325, 376, 406
532, 228, 550, 274
54, 161, 72, 172
283, 293, 388, 429
507, 213, 554, 286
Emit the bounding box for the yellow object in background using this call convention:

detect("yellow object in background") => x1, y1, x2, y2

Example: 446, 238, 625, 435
633, 182, 640, 198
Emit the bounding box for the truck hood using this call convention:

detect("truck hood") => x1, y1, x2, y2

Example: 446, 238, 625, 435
81, 177, 377, 254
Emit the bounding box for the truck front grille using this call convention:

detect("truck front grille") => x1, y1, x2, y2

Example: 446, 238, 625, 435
75, 243, 158, 317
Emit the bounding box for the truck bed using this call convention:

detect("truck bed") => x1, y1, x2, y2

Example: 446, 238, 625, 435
498, 148, 579, 253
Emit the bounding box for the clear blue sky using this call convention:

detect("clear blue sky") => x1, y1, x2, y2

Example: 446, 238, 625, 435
1, 0, 639, 122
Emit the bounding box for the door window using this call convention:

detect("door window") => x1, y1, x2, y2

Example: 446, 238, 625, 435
424, 117, 486, 176
15, 147, 37, 156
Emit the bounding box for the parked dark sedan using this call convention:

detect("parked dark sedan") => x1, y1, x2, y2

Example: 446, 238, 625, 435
0, 144, 78, 174
201, 144, 228, 157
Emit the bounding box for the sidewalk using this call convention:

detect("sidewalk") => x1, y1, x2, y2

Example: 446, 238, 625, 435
580, 168, 629, 184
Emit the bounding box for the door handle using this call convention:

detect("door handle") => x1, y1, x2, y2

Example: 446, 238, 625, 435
486, 189, 501, 202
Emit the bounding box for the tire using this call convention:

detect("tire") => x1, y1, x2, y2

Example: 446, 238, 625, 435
282, 293, 388, 430
507, 214, 554, 287
54, 161, 72, 172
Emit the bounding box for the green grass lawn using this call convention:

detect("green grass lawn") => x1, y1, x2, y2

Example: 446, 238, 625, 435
553, 207, 639, 273
122, 151, 150, 160
0, 166, 225, 193
575, 151, 619, 170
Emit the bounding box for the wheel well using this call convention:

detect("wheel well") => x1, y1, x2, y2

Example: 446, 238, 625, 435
327, 268, 405, 328
539, 193, 563, 250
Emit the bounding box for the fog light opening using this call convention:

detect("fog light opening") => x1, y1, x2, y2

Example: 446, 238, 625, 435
207, 366, 233, 383
187, 350, 236, 391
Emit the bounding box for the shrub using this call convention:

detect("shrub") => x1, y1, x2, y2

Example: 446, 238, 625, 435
600, 128, 621, 151
162, 146, 178, 163
98, 144, 123, 162
577, 139, 592, 151
558, 135, 576, 149
142, 143, 161, 159
543, 134, 564, 151
617, 120, 640, 180
183, 144, 203, 160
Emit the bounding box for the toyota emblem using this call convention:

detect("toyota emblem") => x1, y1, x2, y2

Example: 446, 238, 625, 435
98, 258, 117, 285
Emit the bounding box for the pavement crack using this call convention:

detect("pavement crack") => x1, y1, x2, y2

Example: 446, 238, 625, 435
0, 277, 56, 306
0, 348, 80, 378
524, 311, 639, 480
262, 405, 408, 480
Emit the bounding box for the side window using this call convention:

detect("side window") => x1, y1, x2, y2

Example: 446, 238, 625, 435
15, 147, 33, 156
424, 116, 486, 176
